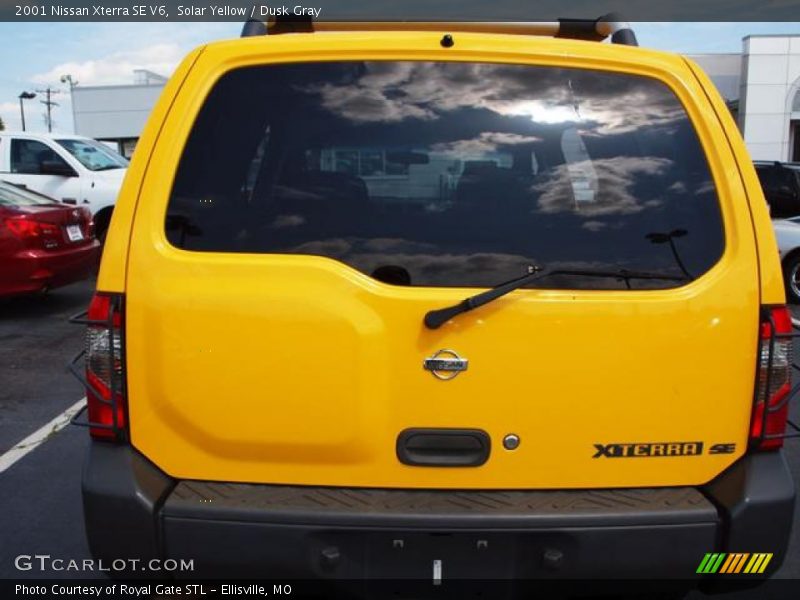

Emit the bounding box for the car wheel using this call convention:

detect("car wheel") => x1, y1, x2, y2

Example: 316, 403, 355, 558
93, 207, 113, 244
783, 253, 800, 304
96, 224, 108, 244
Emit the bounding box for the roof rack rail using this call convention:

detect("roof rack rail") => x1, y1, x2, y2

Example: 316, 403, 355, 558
240, 11, 638, 47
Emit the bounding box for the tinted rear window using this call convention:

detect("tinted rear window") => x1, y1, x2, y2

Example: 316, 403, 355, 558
167, 61, 724, 289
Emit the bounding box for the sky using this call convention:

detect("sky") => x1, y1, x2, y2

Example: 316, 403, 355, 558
0, 21, 799, 134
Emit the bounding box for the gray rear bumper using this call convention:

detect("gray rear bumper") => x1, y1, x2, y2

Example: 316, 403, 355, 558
81, 443, 794, 580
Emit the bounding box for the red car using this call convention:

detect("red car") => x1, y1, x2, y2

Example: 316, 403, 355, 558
0, 181, 100, 297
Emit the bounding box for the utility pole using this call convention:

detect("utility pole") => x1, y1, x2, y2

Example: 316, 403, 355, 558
36, 87, 61, 132
60, 75, 78, 133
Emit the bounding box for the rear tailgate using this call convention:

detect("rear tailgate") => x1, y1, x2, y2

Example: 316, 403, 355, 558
124, 34, 760, 489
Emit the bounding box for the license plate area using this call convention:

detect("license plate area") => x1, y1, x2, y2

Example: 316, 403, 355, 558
66, 224, 84, 242
367, 532, 515, 580
308, 530, 521, 583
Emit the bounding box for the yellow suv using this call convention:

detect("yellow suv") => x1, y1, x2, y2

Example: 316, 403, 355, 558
76, 15, 796, 586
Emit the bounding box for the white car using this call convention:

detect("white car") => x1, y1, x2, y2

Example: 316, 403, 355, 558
0, 132, 128, 240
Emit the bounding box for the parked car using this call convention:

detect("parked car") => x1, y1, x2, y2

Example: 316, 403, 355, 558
0, 180, 100, 297
755, 160, 800, 219
772, 216, 800, 303
76, 16, 795, 588
0, 132, 128, 240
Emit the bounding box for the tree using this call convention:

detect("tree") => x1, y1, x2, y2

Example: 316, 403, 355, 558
0, 115, 5, 131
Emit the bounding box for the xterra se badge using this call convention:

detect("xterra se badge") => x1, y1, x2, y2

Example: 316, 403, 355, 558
593, 442, 737, 458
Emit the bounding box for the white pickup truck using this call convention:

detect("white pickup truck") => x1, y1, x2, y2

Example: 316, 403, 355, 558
0, 132, 128, 239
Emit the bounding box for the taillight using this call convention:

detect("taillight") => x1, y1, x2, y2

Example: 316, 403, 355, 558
79, 207, 95, 238
750, 306, 793, 450
85, 293, 126, 441
5, 216, 59, 240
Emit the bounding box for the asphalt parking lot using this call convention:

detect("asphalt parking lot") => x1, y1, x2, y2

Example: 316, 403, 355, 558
0, 280, 92, 581
0, 279, 798, 595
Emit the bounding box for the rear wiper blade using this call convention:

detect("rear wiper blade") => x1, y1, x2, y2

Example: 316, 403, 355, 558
423, 265, 690, 330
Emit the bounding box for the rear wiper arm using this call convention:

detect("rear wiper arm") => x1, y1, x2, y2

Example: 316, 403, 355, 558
423, 265, 690, 330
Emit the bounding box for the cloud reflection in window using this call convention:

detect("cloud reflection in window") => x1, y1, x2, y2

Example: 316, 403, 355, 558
304, 62, 686, 137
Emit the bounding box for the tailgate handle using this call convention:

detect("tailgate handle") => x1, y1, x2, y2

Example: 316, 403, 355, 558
397, 428, 490, 467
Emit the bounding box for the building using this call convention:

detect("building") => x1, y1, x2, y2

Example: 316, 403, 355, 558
71, 69, 167, 157
69, 34, 800, 162
692, 35, 800, 162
